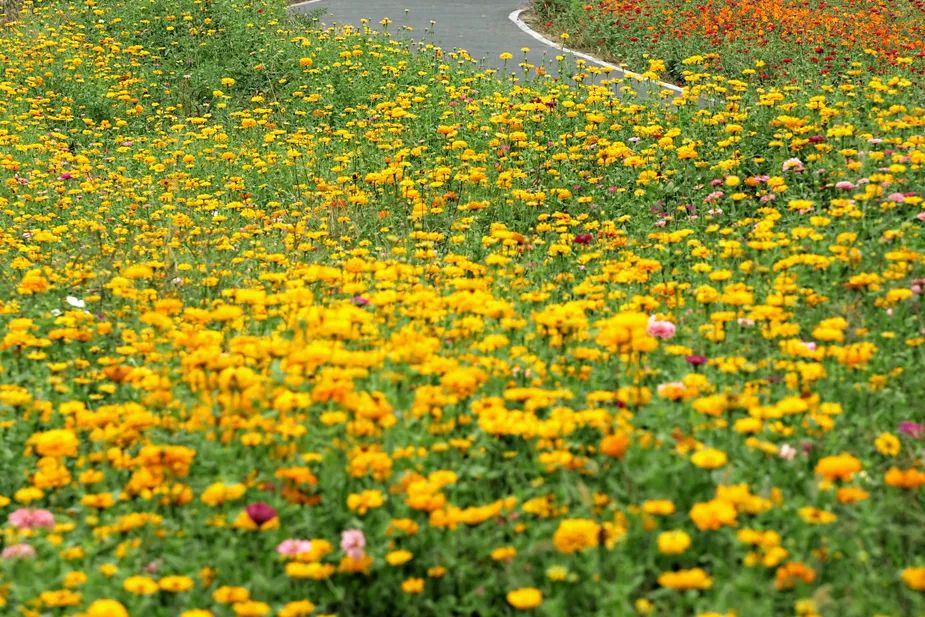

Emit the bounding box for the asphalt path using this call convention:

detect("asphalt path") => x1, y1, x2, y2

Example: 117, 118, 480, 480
289, 0, 567, 73
287, 0, 684, 97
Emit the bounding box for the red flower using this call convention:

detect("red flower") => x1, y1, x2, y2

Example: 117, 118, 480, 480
245, 502, 278, 526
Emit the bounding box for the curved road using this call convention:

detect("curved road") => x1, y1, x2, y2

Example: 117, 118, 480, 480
290, 0, 563, 73
288, 0, 682, 95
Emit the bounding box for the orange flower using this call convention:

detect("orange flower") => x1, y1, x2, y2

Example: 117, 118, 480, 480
600, 433, 630, 459
814, 453, 861, 481
774, 562, 816, 589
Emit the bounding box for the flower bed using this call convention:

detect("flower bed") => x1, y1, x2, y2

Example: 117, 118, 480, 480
0, 0, 923, 615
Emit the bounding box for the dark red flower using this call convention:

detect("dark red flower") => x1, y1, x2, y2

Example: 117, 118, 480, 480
685, 354, 707, 366
245, 502, 278, 526
573, 233, 594, 245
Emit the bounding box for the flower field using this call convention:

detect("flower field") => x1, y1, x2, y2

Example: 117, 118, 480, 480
0, 0, 924, 615
533, 0, 925, 84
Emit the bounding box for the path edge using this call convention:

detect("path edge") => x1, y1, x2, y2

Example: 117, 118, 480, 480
507, 7, 684, 96
288, 0, 323, 11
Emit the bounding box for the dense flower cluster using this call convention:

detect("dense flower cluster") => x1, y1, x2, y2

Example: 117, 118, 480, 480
0, 0, 923, 615
535, 0, 925, 83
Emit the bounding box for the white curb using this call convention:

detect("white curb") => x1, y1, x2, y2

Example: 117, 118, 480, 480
288, 0, 324, 10
507, 8, 684, 96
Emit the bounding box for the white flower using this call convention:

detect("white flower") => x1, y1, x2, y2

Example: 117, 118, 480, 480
65, 296, 86, 309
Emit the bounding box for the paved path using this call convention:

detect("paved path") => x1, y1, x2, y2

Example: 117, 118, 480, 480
289, 0, 569, 75
288, 0, 683, 98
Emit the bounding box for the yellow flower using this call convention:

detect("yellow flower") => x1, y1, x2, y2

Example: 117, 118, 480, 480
798, 507, 837, 524
286, 562, 335, 580
657, 530, 691, 555
385, 549, 413, 566
347, 489, 385, 515
507, 587, 543, 610
875, 433, 901, 457
180, 611, 214, 617
657, 568, 713, 590
233, 601, 271, 617
689, 499, 737, 531
491, 546, 517, 561
212, 586, 250, 604
63, 571, 88, 588
31, 429, 79, 458
123, 575, 159, 595
902, 567, 925, 591
836, 486, 870, 504
86, 599, 129, 617
201, 482, 246, 506
39, 590, 82, 607
546, 565, 570, 581
279, 600, 316, 617
401, 577, 425, 593
339, 554, 374, 574
642, 500, 675, 515
595, 312, 658, 354
815, 453, 861, 481
552, 518, 601, 554
690, 448, 728, 469
159, 575, 194, 592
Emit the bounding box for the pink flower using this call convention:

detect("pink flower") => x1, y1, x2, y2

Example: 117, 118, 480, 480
910, 278, 925, 295
899, 421, 924, 439
887, 192, 907, 203
647, 316, 676, 340
778, 444, 797, 461
244, 502, 277, 526
1, 543, 36, 559
277, 539, 312, 556
917, 211, 925, 222
835, 181, 856, 190
782, 157, 805, 172
341, 528, 366, 560
8, 508, 55, 530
